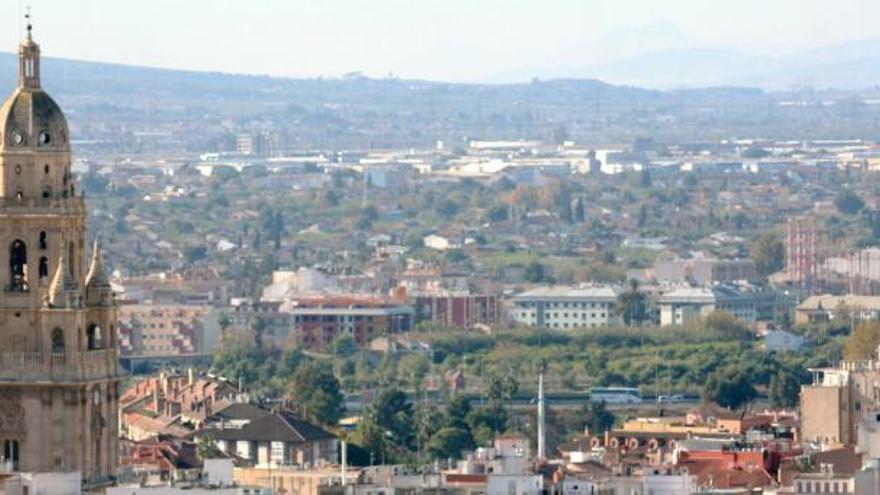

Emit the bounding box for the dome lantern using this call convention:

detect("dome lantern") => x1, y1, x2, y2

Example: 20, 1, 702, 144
18, 9, 41, 91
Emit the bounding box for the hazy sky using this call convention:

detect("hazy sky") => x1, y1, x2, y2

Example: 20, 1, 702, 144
4, 0, 880, 81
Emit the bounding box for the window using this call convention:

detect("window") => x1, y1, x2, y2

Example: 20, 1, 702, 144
87, 324, 103, 350
3, 440, 19, 469
51, 328, 65, 353
271, 441, 285, 465
38, 256, 48, 279
44, 164, 50, 174
39, 231, 47, 250
68, 241, 75, 279
9, 240, 28, 291
236, 441, 251, 459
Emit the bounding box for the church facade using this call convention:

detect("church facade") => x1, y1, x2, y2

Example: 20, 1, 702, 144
0, 24, 120, 486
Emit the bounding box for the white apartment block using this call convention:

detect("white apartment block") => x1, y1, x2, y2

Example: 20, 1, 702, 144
511, 286, 620, 330
657, 285, 756, 327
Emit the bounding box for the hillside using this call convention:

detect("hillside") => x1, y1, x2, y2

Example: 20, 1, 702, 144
1, 52, 877, 150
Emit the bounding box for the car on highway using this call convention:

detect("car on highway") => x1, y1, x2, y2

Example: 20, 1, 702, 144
657, 394, 685, 404
589, 387, 642, 404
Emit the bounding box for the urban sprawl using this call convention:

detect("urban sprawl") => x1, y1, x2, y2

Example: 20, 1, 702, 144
8, 19, 880, 495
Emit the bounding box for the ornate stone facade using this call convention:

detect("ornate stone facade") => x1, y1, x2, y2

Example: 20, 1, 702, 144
0, 23, 120, 486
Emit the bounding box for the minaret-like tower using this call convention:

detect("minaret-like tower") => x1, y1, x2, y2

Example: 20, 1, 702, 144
0, 16, 120, 487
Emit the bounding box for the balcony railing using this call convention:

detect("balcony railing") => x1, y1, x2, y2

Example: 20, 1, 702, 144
0, 196, 86, 214
0, 348, 118, 382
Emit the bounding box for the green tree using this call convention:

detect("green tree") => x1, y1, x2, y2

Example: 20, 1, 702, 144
438, 199, 460, 219
217, 313, 231, 340
426, 427, 474, 460
279, 348, 307, 377
349, 416, 391, 464
329, 335, 358, 357
702, 368, 757, 409
466, 404, 507, 444
524, 259, 546, 283
446, 395, 472, 429
414, 404, 445, 458
322, 189, 340, 208
769, 370, 801, 409
835, 190, 865, 215
81, 172, 110, 194
741, 147, 770, 158
398, 354, 430, 389
184, 245, 208, 264
572, 197, 586, 223
196, 434, 224, 460
357, 206, 380, 229
486, 203, 509, 223
615, 279, 647, 326
251, 317, 267, 349
868, 210, 880, 239
637, 204, 647, 228
370, 388, 414, 448
639, 167, 652, 188
582, 400, 615, 435
287, 362, 344, 425
751, 233, 785, 277
445, 249, 468, 263
703, 311, 751, 340
844, 321, 880, 360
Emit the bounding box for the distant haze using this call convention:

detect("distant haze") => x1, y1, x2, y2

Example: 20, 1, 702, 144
4, 0, 880, 87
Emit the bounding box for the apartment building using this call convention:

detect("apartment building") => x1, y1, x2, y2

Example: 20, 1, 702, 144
657, 285, 756, 326
282, 297, 415, 348
511, 286, 620, 330
414, 293, 501, 328
118, 304, 211, 356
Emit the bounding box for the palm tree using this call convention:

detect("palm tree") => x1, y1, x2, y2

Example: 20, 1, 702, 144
616, 279, 647, 326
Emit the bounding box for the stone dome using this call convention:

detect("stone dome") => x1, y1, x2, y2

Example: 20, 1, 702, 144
0, 31, 69, 153
0, 88, 70, 152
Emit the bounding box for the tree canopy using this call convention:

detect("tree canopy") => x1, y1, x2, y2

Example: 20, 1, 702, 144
834, 190, 865, 215
702, 368, 757, 409
751, 233, 785, 277
844, 321, 880, 361
287, 362, 345, 426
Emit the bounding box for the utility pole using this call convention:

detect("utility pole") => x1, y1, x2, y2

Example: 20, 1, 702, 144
537, 373, 545, 461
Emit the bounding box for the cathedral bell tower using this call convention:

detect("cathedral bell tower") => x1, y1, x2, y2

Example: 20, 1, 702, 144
0, 17, 120, 487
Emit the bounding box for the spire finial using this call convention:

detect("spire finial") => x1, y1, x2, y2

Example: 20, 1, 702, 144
25, 6, 32, 40
85, 237, 112, 303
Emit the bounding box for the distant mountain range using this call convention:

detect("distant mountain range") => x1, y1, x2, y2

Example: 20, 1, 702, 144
487, 22, 880, 90
586, 38, 880, 89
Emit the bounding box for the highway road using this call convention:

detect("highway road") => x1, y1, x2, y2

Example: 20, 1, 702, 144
342, 391, 720, 413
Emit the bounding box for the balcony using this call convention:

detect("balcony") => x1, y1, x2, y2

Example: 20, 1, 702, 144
0, 348, 118, 383
0, 196, 86, 215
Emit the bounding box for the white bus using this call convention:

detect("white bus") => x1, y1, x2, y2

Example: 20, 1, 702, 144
589, 387, 642, 404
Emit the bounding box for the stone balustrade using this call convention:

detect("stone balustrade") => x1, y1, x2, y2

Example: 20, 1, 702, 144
0, 196, 86, 215
0, 348, 117, 382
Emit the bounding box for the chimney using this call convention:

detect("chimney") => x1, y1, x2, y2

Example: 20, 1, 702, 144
188, 368, 195, 386
153, 388, 165, 413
